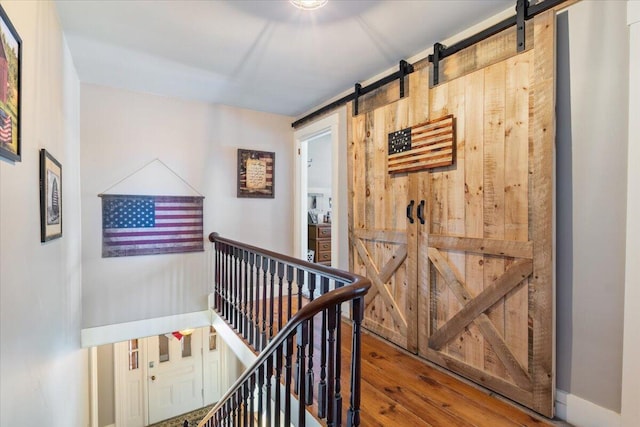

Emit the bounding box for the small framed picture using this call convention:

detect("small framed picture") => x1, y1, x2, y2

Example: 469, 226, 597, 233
237, 149, 275, 198
40, 149, 62, 242
0, 5, 21, 162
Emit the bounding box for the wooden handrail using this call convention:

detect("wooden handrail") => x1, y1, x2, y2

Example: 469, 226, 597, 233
199, 233, 371, 427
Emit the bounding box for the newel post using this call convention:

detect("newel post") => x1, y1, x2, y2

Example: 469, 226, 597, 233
209, 232, 221, 311
347, 296, 364, 427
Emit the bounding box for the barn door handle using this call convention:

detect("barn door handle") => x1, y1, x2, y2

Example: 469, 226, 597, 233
417, 200, 425, 225
406, 200, 415, 224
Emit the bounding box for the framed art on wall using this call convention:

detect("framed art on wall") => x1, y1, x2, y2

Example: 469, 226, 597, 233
40, 149, 62, 242
0, 5, 21, 162
237, 149, 275, 198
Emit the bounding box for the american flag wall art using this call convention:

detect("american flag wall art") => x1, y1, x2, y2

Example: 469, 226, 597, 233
387, 115, 455, 174
101, 195, 204, 258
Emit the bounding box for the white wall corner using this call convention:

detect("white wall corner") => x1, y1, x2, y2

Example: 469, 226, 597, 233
556, 390, 621, 427
629, 1, 640, 26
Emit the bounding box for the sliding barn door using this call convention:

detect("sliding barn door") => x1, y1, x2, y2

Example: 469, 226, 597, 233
417, 12, 555, 416
348, 10, 555, 417
350, 97, 418, 351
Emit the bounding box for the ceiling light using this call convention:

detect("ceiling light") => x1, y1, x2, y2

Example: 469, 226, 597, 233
289, 0, 328, 11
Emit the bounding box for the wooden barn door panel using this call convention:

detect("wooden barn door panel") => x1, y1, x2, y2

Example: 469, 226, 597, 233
347, 10, 554, 417
418, 11, 555, 416
350, 97, 419, 351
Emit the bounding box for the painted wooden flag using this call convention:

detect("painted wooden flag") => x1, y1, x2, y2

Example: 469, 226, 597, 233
387, 114, 455, 174
101, 195, 204, 258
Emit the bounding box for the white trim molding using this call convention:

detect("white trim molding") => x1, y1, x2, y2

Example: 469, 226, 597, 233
556, 390, 621, 427
621, 3, 640, 426
81, 310, 212, 347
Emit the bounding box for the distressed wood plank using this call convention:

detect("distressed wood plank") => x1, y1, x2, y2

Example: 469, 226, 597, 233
482, 59, 508, 380
352, 229, 408, 244
347, 101, 356, 272
429, 235, 533, 258
363, 244, 408, 305
355, 239, 408, 334
504, 50, 533, 378
529, 10, 555, 417
463, 67, 485, 369
429, 258, 533, 350
428, 247, 532, 390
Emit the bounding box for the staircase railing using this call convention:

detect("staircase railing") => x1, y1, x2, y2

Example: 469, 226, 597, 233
198, 233, 371, 427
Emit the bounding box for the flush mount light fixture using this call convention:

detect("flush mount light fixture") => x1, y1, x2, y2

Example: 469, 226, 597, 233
289, 0, 328, 11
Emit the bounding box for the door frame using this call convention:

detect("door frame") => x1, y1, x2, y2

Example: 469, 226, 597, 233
293, 112, 341, 265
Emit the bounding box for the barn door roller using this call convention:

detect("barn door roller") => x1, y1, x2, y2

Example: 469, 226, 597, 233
429, 0, 564, 86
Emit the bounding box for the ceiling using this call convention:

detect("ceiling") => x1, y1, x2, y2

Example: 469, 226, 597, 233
55, 0, 514, 118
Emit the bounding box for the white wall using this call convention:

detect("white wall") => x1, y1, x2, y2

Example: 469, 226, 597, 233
0, 1, 88, 426
80, 84, 293, 328
307, 132, 332, 191
555, 0, 629, 415
621, 3, 640, 425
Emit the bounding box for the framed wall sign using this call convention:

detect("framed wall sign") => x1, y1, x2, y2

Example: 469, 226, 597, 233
0, 5, 21, 162
237, 149, 275, 198
40, 149, 62, 242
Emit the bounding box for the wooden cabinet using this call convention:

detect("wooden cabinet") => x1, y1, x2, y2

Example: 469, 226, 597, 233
308, 223, 331, 265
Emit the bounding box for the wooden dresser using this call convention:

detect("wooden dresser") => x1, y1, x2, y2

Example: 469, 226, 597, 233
308, 223, 331, 265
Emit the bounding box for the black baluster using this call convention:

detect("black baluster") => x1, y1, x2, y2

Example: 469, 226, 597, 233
335, 302, 343, 426
306, 272, 316, 406
265, 354, 272, 426
284, 336, 293, 427
248, 253, 255, 347
242, 381, 249, 427
243, 250, 249, 338
231, 391, 237, 427
257, 366, 264, 427
297, 321, 308, 427
254, 254, 261, 350
286, 266, 294, 321
261, 256, 268, 350
249, 373, 256, 427
347, 297, 364, 427
233, 247, 239, 330
214, 240, 219, 311
326, 304, 337, 427
277, 262, 284, 333
227, 245, 232, 324
318, 277, 330, 419
296, 268, 305, 312
269, 259, 276, 343
274, 344, 283, 427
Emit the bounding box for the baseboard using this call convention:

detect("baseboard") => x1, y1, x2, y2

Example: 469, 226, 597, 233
80, 310, 212, 347
555, 390, 621, 427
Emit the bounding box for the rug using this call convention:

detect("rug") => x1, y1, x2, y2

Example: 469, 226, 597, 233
147, 404, 214, 427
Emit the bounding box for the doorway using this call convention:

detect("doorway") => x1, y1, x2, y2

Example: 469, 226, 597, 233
112, 326, 240, 426
293, 111, 344, 268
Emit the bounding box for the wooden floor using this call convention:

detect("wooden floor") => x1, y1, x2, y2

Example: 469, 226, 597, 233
350, 325, 558, 427
227, 298, 565, 427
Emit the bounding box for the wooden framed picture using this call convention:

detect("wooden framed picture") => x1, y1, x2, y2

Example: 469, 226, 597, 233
237, 149, 275, 198
40, 149, 62, 242
0, 5, 21, 162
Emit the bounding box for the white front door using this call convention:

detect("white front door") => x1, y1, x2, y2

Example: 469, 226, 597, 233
147, 332, 204, 424
202, 326, 223, 405
114, 340, 146, 427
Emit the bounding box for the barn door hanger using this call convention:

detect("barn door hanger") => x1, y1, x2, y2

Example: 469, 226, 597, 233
427, 0, 563, 86
353, 60, 414, 116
